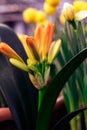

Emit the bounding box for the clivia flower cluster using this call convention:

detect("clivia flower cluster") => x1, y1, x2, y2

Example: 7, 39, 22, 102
0, 22, 61, 90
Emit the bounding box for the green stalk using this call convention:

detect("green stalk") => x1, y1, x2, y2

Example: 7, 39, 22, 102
84, 111, 87, 129
38, 88, 46, 111
42, 61, 45, 79
69, 99, 77, 130
70, 114, 82, 130
69, 101, 82, 130
70, 118, 77, 130
70, 20, 77, 30
68, 90, 81, 130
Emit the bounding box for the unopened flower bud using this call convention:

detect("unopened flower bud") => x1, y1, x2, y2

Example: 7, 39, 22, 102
48, 39, 61, 64
62, 3, 76, 21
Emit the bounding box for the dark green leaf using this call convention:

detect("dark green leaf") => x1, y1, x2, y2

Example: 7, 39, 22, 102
36, 48, 87, 130
52, 107, 87, 130
0, 55, 29, 130
0, 24, 38, 130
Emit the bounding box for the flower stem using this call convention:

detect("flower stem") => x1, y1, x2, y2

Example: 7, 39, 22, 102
70, 114, 82, 130
38, 88, 46, 111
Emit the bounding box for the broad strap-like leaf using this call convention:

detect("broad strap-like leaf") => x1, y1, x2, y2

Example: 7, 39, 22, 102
52, 107, 87, 130
0, 54, 38, 130
36, 48, 87, 130
0, 23, 27, 61
0, 24, 38, 130
0, 55, 29, 130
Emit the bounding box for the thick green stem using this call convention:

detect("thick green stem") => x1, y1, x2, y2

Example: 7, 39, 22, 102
38, 88, 46, 111
84, 111, 87, 129
69, 94, 81, 130
70, 118, 77, 130
70, 114, 82, 130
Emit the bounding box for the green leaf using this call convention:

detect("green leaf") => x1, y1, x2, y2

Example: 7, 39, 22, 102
0, 55, 29, 130
0, 24, 38, 130
36, 48, 87, 130
0, 55, 38, 130
52, 107, 87, 130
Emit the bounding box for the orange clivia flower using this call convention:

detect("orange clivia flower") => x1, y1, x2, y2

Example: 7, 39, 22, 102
34, 22, 55, 60
0, 22, 61, 89
18, 22, 61, 64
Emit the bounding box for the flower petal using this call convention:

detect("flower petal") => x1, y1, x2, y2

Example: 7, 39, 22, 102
48, 39, 61, 64
34, 22, 55, 61
75, 11, 87, 21
29, 73, 45, 89
0, 42, 24, 63
34, 24, 44, 55
62, 2, 76, 21
73, 1, 87, 12
42, 22, 55, 60
26, 36, 40, 61
9, 58, 29, 72
18, 34, 36, 61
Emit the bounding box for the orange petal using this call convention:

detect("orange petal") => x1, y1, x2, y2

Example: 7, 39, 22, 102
42, 22, 55, 59
34, 24, 44, 55
34, 22, 55, 60
26, 36, 40, 61
18, 34, 37, 61
0, 42, 24, 63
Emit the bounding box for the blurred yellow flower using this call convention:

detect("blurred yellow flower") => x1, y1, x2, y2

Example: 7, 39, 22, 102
62, 3, 76, 21
59, 13, 66, 25
62, 2, 87, 21
23, 8, 47, 24
36, 20, 49, 26
43, 2, 57, 14
22, 8, 37, 23
35, 11, 46, 23
73, 1, 87, 12
45, 0, 60, 6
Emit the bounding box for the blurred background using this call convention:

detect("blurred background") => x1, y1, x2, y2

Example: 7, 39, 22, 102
0, 0, 74, 35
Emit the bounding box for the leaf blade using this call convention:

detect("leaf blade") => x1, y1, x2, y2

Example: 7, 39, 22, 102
36, 48, 87, 130
52, 107, 87, 130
